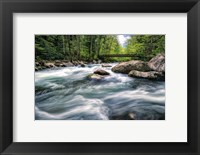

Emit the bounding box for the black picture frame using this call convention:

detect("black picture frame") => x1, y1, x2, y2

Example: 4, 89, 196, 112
0, 0, 200, 154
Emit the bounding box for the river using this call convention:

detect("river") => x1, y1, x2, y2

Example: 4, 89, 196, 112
35, 63, 165, 120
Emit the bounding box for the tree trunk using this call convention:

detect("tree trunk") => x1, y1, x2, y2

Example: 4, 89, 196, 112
67, 35, 72, 61
89, 36, 93, 61
108, 37, 114, 54
62, 36, 65, 59
97, 36, 103, 59
77, 36, 81, 60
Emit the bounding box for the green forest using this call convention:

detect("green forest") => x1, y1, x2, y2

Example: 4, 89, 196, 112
35, 35, 165, 62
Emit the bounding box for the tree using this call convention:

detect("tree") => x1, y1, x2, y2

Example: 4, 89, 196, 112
125, 35, 165, 61
35, 35, 165, 62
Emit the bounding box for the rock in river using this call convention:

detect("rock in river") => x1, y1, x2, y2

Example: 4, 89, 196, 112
111, 60, 151, 74
88, 74, 104, 80
88, 69, 110, 80
79, 61, 86, 67
35, 62, 40, 67
102, 64, 112, 67
81, 64, 86, 67
128, 70, 164, 81
44, 62, 56, 68
60, 62, 74, 67
148, 53, 165, 72
94, 69, 110, 75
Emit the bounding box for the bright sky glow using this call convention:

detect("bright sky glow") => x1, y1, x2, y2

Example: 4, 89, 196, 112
117, 35, 131, 47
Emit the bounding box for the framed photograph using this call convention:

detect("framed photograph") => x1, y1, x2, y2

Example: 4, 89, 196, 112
0, 0, 200, 154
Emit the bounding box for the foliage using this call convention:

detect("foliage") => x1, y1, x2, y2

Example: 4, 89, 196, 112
126, 35, 165, 61
35, 35, 165, 62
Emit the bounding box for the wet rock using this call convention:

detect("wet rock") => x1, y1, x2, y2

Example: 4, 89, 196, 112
88, 69, 110, 80
81, 64, 86, 67
44, 62, 56, 68
54, 63, 61, 67
35, 66, 43, 71
54, 60, 62, 67
110, 112, 137, 120
72, 61, 79, 66
59, 64, 65, 67
40, 60, 47, 66
148, 53, 165, 72
94, 69, 110, 75
112, 60, 151, 74
88, 74, 104, 80
78, 61, 86, 67
67, 62, 74, 67
128, 70, 164, 81
128, 113, 136, 120
41, 66, 46, 70
35, 62, 40, 66
102, 64, 112, 67
62, 60, 69, 63
55, 60, 61, 63
60, 62, 74, 67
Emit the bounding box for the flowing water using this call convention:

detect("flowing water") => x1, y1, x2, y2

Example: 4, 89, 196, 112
35, 63, 165, 120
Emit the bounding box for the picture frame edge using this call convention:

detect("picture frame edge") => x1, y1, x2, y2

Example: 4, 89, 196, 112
0, 0, 200, 154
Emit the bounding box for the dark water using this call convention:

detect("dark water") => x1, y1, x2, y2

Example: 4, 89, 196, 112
35, 63, 165, 120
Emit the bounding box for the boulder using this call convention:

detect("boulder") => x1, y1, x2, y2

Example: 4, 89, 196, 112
66, 62, 75, 67
41, 66, 46, 70
94, 69, 110, 75
35, 66, 43, 71
88, 74, 104, 80
128, 70, 164, 81
112, 60, 151, 74
60, 62, 74, 67
35, 62, 40, 67
148, 53, 165, 72
55, 60, 61, 63
81, 64, 86, 67
62, 60, 69, 63
111, 112, 137, 120
59, 64, 65, 67
78, 61, 86, 67
88, 69, 110, 81
72, 61, 79, 66
93, 60, 97, 64
54, 62, 62, 67
128, 113, 136, 120
78, 61, 83, 64
44, 62, 56, 68
102, 64, 112, 67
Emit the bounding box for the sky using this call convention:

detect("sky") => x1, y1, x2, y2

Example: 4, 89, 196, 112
117, 35, 131, 47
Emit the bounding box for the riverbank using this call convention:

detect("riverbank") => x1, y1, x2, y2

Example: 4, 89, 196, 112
36, 53, 165, 81
35, 60, 98, 71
